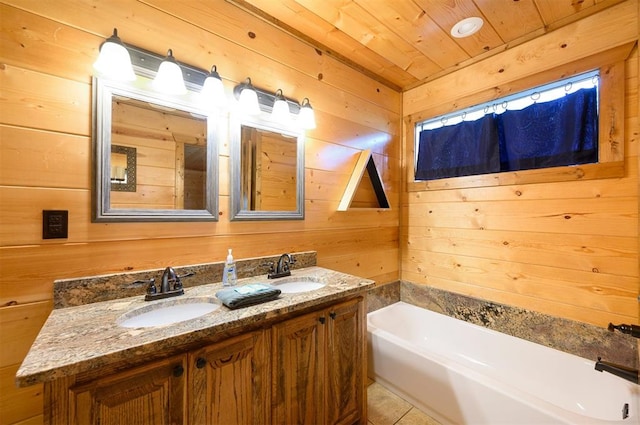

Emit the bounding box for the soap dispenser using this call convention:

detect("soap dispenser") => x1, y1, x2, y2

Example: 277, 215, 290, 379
222, 248, 237, 286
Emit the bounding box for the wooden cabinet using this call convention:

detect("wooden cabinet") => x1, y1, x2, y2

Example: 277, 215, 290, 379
68, 355, 186, 425
45, 297, 366, 425
272, 298, 365, 425
188, 329, 269, 425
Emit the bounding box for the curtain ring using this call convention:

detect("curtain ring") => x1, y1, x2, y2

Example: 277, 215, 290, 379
531, 92, 540, 102
564, 82, 572, 92
483, 105, 489, 114
441, 117, 448, 125
591, 75, 598, 86
461, 111, 467, 120
501, 101, 508, 110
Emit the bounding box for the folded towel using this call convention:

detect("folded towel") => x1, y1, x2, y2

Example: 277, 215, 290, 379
216, 284, 281, 309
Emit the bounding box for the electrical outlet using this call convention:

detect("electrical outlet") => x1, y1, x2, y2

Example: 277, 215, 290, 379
43, 210, 68, 239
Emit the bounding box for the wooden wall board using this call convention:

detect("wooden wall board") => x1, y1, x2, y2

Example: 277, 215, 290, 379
0, 3, 401, 422
404, 228, 637, 278
0, 225, 398, 306
0, 301, 52, 367
0, 65, 91, 136
1, 1, 401, 133
401, 3, 639, 329
0, 125, 90, 189
143, 0, 402, 109
0, 364, 42, 425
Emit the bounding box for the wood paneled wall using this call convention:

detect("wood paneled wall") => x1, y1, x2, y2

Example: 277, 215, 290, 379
402, 1, 639, 328
0, 1, 400, 423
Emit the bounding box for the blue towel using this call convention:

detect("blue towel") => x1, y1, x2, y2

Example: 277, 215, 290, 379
215, 284, 281, 309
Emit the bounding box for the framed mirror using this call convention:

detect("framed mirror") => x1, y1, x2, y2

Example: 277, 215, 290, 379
92, 76, 219, 221
230, 114, 305, 220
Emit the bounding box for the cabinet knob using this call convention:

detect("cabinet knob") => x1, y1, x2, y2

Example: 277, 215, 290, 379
329, 312, 337, 320
319, 316, 326, 324
173, 364, 184, 377
196, 357, 207, 369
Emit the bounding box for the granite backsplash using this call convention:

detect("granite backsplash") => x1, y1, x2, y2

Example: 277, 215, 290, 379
367, 280, 638, 369
53, 251, 317, 309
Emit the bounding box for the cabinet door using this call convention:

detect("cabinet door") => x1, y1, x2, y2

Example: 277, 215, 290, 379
68, 355, 186, 425
326, 298, 365, 425
188, 329, 269, 425
272, 309, 326, 425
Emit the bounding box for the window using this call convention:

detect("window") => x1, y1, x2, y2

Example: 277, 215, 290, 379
415, 71, 599, 181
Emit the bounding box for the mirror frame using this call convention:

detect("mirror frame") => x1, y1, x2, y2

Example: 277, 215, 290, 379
230, 113, 305, 221
92, 76, 220, 222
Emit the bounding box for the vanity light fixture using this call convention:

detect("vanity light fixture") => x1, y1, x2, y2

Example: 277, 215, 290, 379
236, 78, 261, 115
271, 89, 291, 123
200, 65, 226, 107
93, 28, 136, 81
299, 98, 316, 130
450, 17, 484, 38
152, 49, 187, 95
233, 79, 316, 129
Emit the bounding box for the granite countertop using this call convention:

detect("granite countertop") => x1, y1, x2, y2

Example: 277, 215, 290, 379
16, 266, 373, 387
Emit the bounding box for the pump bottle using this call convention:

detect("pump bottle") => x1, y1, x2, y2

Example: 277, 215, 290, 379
222, 248, 237, 286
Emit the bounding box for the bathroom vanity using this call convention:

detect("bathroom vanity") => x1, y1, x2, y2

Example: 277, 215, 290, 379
16, 266, 373, 425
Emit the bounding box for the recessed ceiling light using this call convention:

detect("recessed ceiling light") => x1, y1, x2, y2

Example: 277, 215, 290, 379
451, 17, 484, 38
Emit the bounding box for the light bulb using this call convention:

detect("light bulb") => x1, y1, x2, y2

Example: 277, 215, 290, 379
200, 65, 226, 109
238, 79, 261, 115
299, 98, 316, 129
271, 89, 290, 124
152, 49, 187, 95
93, 28, 136, 81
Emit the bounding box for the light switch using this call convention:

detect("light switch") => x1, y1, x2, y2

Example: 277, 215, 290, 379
43, 210, 68, 239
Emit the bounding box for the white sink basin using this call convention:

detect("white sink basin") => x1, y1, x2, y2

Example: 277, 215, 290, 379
270, 277, 326, 294
118, 297, 221, 328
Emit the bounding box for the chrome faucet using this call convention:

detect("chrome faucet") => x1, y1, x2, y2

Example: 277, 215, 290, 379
594, 357, 639, 384
144, 267, 193, 301
268, 253, 295, 279
161, 267, 180, 293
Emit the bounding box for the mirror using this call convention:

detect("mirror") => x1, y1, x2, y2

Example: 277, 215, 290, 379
92, 76, 219, 221
230, 114, 304, 220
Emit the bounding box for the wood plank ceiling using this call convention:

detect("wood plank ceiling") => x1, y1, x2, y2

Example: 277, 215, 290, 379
229, 0, 627, 91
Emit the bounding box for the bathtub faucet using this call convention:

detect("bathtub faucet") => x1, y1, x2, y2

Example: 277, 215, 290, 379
607, 322, 640, 338
594, 357, 639, 384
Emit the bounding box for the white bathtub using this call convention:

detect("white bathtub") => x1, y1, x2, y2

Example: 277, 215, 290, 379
367, 302, 639, 425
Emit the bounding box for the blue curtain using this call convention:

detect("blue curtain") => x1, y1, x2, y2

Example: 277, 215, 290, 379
496, 88, 598, 171
415, 87, 598, 180
415, 114, 500, 180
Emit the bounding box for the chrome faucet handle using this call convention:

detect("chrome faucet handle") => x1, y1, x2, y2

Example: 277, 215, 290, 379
146, 278, 157, 295
172, 271, 195, 291
262, 262, 275, 274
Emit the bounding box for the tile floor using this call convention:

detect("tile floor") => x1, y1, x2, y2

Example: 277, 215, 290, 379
367, 379, 442, 425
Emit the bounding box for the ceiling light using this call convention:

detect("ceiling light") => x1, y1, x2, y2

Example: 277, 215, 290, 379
299, 98, 316, 130
271, 89, 291, 123
451, 17, 484, 38
152, 49, 187, 95
93, 28, 136, 81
